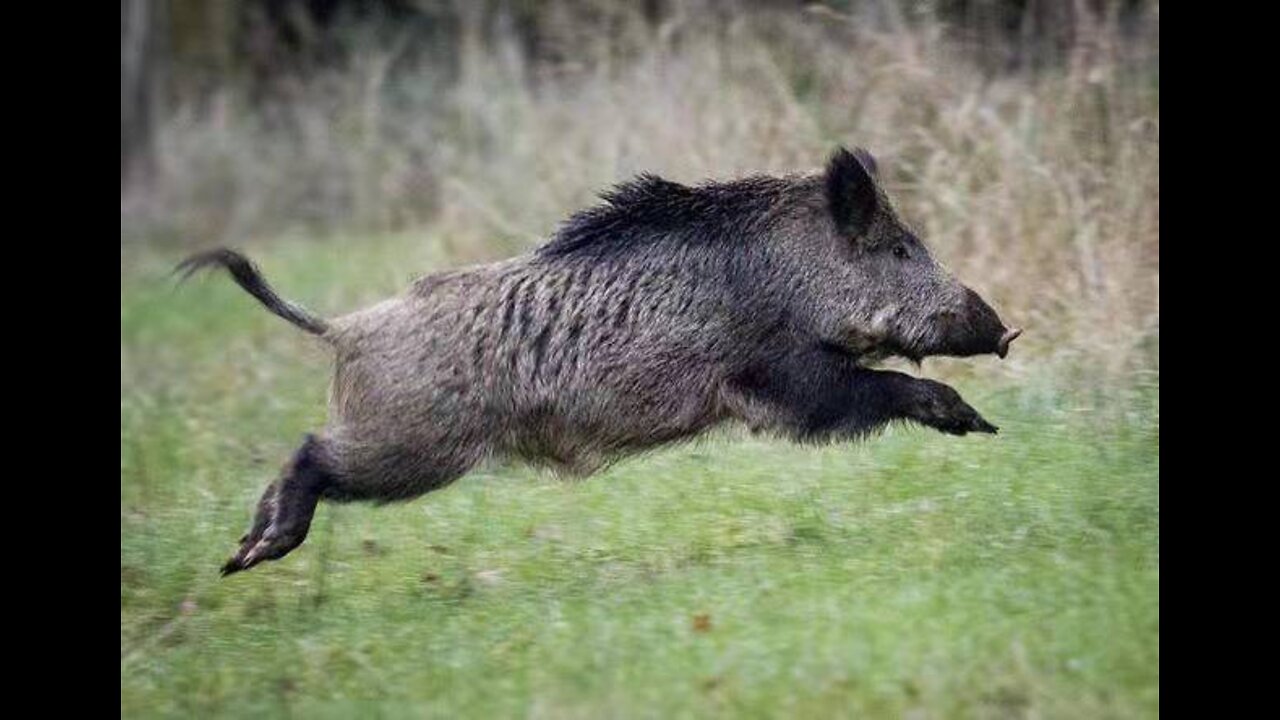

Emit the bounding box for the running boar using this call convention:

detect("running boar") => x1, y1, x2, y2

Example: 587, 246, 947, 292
179, 146, 1022, 575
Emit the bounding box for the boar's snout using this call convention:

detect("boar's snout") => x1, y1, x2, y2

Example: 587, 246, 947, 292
933, 287, 1020, 360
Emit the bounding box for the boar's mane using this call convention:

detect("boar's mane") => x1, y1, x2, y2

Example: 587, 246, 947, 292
537, 173, 812, 260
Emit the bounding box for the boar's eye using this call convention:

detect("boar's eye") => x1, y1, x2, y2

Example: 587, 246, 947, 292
893, 245, 910, 260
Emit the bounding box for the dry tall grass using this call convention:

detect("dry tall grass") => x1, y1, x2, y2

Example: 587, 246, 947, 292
120, 3, 1158, 377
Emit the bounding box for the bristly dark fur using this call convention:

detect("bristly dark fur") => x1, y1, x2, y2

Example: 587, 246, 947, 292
194, 146, 1017, 577
538, 173, 803, 259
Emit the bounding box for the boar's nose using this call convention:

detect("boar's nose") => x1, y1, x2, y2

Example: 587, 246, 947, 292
996, 327, 1023, 359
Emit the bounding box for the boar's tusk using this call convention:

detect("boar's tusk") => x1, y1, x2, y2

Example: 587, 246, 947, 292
996, 328, 1023, 359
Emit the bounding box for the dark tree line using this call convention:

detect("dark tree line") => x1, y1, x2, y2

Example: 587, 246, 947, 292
120, 0, 1152, 186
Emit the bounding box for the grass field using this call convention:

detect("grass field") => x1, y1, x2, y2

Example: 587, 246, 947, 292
120, 234, 1158, 718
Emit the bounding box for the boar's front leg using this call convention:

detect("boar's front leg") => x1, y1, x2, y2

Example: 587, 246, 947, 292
725, 348, 996, 440
882, 373, 999, 436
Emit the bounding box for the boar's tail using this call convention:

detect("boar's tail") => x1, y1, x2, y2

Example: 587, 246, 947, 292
175, 248, 330, 337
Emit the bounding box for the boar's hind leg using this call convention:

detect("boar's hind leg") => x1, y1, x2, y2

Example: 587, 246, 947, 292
221, 434, 334, 577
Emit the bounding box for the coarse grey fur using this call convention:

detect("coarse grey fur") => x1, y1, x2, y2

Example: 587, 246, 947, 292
182, 147, 1022, 576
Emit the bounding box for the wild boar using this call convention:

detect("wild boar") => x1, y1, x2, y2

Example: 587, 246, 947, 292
179, 147, 1021, 575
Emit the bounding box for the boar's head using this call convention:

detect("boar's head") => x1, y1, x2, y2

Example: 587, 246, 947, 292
793, 147, 1021, 364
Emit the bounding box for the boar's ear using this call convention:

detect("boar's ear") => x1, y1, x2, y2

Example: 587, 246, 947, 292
852, 147, 878, 177
826, 146, 879, 238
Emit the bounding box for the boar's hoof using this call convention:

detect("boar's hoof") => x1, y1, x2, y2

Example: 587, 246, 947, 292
970, 417, 999, 435
914, 381, 999, 436
221, 526, 308, 576
936, 413, 999, 436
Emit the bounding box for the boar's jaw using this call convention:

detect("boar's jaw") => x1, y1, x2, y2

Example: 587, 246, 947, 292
823, 299, 1020, 364
913, 325, 1022, 360
910, 331, 1009, 361
844, 323, 1022, 364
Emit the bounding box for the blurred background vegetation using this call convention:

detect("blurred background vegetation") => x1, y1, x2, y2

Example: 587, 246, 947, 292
121, 2, 1157, 716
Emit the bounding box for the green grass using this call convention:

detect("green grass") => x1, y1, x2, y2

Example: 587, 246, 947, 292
121, 234, 1159, 719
